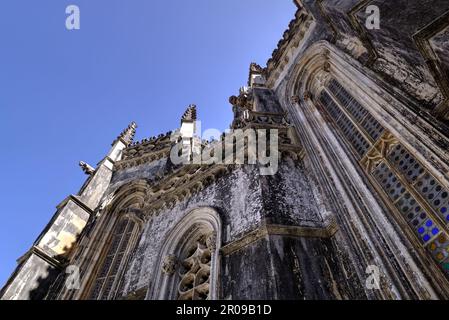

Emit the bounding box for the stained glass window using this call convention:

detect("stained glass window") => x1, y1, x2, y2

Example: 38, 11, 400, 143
372, 137, 449, 271
428, 233, 449, 275
319, 88, 372, 158
88, 218, 136, 300
316, 78, 449, 278
326, 79, 385, 142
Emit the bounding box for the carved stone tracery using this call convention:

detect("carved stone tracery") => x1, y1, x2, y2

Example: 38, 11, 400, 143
162, 254, 178, 275
177, 235, 211, 300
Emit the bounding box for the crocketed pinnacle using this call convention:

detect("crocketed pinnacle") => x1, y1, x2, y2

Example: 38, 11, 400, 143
181, 104, 197, 122
113, 121, 137, 146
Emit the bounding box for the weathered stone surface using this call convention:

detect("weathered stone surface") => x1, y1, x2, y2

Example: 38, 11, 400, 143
221, 235, 366, 300
121, 165, 265, 294
1, 254, 59, 300
3, 1, 449, 301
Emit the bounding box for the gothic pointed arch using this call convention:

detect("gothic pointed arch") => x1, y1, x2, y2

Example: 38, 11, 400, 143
148, 207, 222, 300
78, 179, 150, 300
283, 40, 449, 298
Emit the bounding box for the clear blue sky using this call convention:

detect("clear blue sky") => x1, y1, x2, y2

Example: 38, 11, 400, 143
0, 0, 296, 288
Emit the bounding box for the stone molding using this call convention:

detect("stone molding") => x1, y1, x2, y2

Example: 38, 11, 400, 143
413, 10, 449, 120
148, 207, 222, 300
221, 220, 338, 256
283, 40, 449, 298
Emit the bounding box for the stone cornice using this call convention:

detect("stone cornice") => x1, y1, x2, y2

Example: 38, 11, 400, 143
221, 219, 339, 256
114, 130, 176, 170
265, 9, 314, 88
56, 194, 94, 216
143, 164, 232, 215
232, 109, 291, 130
114, 148, 170, 171
128, 131, 173, 148
16, 246, 65, 269
413, 10, 449, 120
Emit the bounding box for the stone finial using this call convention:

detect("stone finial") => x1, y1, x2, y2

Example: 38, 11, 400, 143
229, 91, 252, 110
229, 95, 239, 106
249, 62, 264, 74
113, 121, 137, 146
248, 62, 266, 87
162, 254, 178, 275
181, 104, 197, 123
79, 161, 95, 175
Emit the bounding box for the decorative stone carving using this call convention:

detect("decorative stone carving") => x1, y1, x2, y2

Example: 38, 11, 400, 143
79, 161, 95, 175
206, 231, 217, 252
291, 95, 300, 104
249, 62, 264, 74
178, 237, 211, 300
303, 91, 312, 101
98, 192, 115, 211
162, 254, 178, 275
181, 104, 197, 122
265, 10, 313, 83
229, 91, 252, 109
113, 121, 137, 146
315, 70, 332, 90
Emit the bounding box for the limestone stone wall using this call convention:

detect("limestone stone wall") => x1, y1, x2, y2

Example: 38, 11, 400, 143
112, 154, 369, 299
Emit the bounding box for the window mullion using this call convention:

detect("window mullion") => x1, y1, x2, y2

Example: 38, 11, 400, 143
98, 219, 129, 299
107, 221, 136, 300
325, 88, 374, 145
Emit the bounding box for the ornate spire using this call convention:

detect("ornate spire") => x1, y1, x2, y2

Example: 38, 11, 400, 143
181, 104, 197, 123
248, 62, 266, 87
113, 121, 137, 146
249, 62, 264, 74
